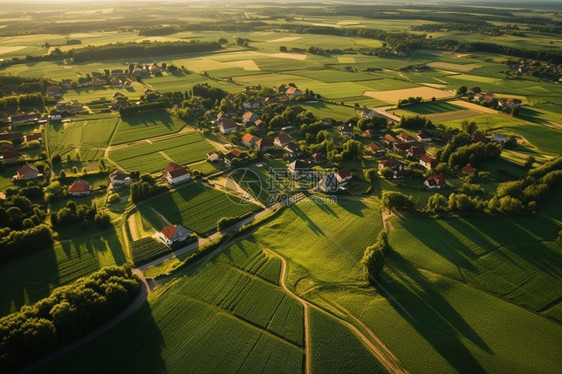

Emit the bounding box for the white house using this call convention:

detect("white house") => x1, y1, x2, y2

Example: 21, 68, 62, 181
156, 224, 191, 246
165, 162, 190, 185
109, 169, 131, 189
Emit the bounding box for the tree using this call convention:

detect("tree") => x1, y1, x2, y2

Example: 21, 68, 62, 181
382, 191, 415, 211
524, 156, 535, 170
361, 231, 388, 284
425, 193, 448, 213
461, 120, 478, 135
458, 85, 468, 96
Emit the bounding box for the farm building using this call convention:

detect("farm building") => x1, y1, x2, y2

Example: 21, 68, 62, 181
492, 134, 507, 144
384, 134, 396, 144
68, 179, 91, 196
254, 138, 275, 152
419, 155, 438, 170
407, 145, 426, 158
424, 174, 447, 189
156, 224, 191, 246
207, 151, 220, 162
109, 170, 131, 189
241, 133, 259, 148
164, 163, 190, 185
274, 132, 292, 147
336, 168, 352, 184
218, 118, 238, 134
14, 164, 41, 180
9, 112, 39, 126
287, 159, 312, 177
285, 87, 303, 97
473, 134, 490, 143
224, 149, 247, 167
368, 143, 385, 155
1, 145, 20, 163
397, 132, 416, 143
316, 173, 339, 193
284, 142, 299, 157
462, 164, 477, 174
378, 158, 404, 171
242, 111, 260, 123
24, 133, 42, 143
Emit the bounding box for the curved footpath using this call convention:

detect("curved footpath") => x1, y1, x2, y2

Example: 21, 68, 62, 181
17, 271, 150, 374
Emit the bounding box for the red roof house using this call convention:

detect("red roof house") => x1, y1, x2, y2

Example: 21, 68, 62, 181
424, 174, 447, 189
68, 179, 91, 196
165, 163, 190, 185
461, 164, 477, 174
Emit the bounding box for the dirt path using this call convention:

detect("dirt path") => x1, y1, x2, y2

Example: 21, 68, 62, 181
262, 248, 311, 374
128, 214, 139, 241
381, 208, 396, 231
264, 248, 409, 374
206, 175, 265, 208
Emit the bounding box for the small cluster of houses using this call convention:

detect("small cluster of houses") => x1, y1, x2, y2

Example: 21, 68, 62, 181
467, 87, 521, 109
0, 131, 42, 163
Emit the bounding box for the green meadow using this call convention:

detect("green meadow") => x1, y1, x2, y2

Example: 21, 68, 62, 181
111, 111, 187, 145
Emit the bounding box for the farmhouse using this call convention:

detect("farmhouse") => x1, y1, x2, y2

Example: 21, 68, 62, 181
316, 173, 339, 193
417, 131, 432, 142
206, 151, 220, 162
462, 164, 477, 174
24, 133, 42, 143
56, 100, 85, 114
359, 107, 376, 119
254, 138, 275, 152
9, 112, 39, 125
287, 159, 312, 176
407, 145, 426, 158
336, 168, 352, 184
419, 154, 438, 170
1, 145, 19, 163
397, 132, 416, 143
473, 134, 490, 143
0, 131, 23, 142
284, 142, 299, 157
242, 111, 260, 123
46, 85, 62, 98
361, 129, 375, 139
274, 132, 292, 147
368, 143, 385, 155
393, 142, 411, 154
68, 179, 91, 196
492, 134, 507, 144
384, 133, 396, 144
164, 162, 190, 185
285, 86, 303, 97
424, 174, 447, 189
109, 169, 131, 189
224, 149, 247, 167
253, 119, 267, 132
156, 224, 191, 246
241, 133, 259, 148
379, 158, 404, 171
218, 118, 238, 134
14, 164, 41, 180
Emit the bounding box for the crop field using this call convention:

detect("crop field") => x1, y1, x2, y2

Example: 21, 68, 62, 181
309, 308, 386, 374
109, 132, 214, 174
111, 112, 187, 145
298, 101, 355, 121
364, 86, 454, 104
426, 61, 480, 72
47, 115, 119, 161
39, 239, 305, 374
395, 100, 467, 117
144, 182, 260, 235
130, 237, 171, 266
0, 228, 125, 317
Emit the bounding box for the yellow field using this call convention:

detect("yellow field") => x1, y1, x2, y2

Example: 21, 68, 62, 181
449, 99, 500, 114
338, 56, 356, 63
427, 61, 480, 72
0, 46, 26, 55
267, 52, 308, 60
181, 58, 260, 72
267, 36, 302, 43
337, 20, 361, 25
364, 86, 454, 103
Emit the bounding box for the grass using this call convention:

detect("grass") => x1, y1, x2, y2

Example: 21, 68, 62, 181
309, 308, 387, 374
111, 111, 187, 145
0, 227, 126, 317
109, 132, 215, 174
130, 237, 171, 266
39, 239, 304, 374
397, 101, 466, 115
47, 115, 119, 162
144, 182, 260, 236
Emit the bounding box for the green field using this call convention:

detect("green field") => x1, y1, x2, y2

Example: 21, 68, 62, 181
39, 240, 305, 374
109, 131, 215, 174
0, 228, 126, 317
47, 115, 118, 161
111, 111, 187, 145
143, 182, 260, 236
130, 236, 171, 266
397, 101, 467, 115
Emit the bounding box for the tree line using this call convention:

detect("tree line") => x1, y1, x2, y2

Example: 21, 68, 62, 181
0, 266, 140, 373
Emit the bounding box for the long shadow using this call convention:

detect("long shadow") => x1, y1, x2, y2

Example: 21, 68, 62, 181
0, 244, 58, 317
397, 214, 479, 273
121, 111, 174, 130
37, 303, 166, 374
379, 253, 491, 373
289, 204, 325, 236
336, 198, 367, 217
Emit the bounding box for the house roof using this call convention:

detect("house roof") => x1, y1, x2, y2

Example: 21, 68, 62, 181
384, 134, 396, 142
161, 224, 190, 241
420, 154, 435, 164
255, 138, 274, 149
0, 131, 23, 141
110, 169, 130, 181
462, 164, 477, 174
380, 158, 403, 168
25, 133, 42, 142
337, 168, 352, 179
17, 164, 39, 176
165, 162, 189, 178
275, 132, 292, 144
69, 179, 91, 193
284, 142, 299, 152
473, 134, 489, 143
369, 143, 383, 152
286, 87, 301, 95
243, 111, 257, 120
219, 118, 237, 129
2, 147, 19, 159
241, 133, 257, 143
398, 132, 415, 142
288, 159, 311, 171
426, 174, 446, 186
394, 142, 411, 151
47, 85, 61, 93
408, 145, 426, 157
362, 129, 373, 138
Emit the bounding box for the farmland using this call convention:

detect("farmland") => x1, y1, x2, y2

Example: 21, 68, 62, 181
1, 1, 562, 373
140, 182, 260, 236
109, 131, 215, 174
